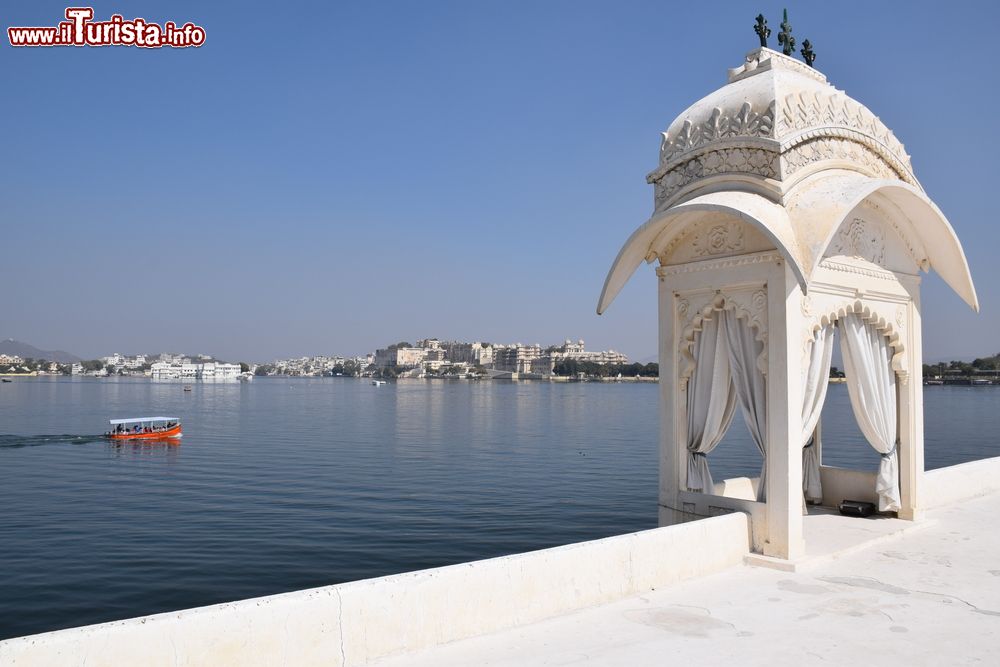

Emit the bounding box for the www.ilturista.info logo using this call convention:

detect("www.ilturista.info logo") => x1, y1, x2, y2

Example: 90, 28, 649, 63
8, 7, 206, 48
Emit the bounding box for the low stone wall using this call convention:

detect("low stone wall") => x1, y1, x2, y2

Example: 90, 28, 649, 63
0, 513, 750, 667
819, 465, 878, 506
923, 456, 1000, 509
675, 488, 768, 553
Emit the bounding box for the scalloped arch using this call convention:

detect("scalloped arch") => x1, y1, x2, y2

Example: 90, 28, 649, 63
807, 300, 906, 376
680, 291, 768, 384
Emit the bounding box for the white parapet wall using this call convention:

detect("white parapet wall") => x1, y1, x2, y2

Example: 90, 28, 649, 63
923, 455, 1000, 509
0, 513, 750, 667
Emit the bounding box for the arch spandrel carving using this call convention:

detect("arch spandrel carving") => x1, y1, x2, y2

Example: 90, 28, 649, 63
658, 215, 777, 266
821, 203, 922, 277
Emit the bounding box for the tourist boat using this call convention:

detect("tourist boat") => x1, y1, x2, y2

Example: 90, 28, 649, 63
106, 417, 182, 440
372, 380, 387, 386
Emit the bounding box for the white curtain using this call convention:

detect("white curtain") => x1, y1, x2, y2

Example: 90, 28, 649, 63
839, 314, 900, 512
722, 310, 768, 502
685, 314, 738, 493
801, 325, 835, 503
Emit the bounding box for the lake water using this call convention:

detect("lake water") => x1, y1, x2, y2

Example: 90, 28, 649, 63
1, 377, 998, 640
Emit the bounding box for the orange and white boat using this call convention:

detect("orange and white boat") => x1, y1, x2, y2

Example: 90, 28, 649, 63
106, 417, 182, 440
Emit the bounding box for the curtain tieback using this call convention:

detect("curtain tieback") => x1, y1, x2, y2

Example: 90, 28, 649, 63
880, 440, 900, 459
803, 436, 815, 450
691, 451, 707, 458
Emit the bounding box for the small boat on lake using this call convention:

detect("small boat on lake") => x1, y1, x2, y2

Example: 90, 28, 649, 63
372, 380, 387, 386
106, 417, 182, 440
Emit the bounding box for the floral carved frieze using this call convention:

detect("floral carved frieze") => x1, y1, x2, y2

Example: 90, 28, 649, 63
782, 137, 904, 182
818, 259, 895, 281
659, 102, 776, 164
652, 146, 779, 208
657, 251, 780, 276
777, 91, 912, 172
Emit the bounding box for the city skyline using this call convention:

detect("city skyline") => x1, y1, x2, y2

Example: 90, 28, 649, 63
0, 334, 637, 365
3, 1, 997, 362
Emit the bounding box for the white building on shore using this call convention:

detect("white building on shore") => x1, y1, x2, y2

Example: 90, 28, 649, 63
374, 346, 427, 371
151, 361, 241, 381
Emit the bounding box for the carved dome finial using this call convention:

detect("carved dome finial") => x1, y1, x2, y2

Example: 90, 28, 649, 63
777, 9, 795, 56
754, 14, 771, 48
800, 39, 816, 67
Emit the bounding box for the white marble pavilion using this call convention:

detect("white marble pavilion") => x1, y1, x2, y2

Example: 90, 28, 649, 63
598, 47, 978, 560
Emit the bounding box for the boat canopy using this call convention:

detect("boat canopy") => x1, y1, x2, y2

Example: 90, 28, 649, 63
109, 417, 179, 425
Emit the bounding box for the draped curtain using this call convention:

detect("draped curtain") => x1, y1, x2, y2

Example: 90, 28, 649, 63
801, 325, 835, 503
839, 314, 901, 512
685, 315, 737, 493
722, 310, 768, 502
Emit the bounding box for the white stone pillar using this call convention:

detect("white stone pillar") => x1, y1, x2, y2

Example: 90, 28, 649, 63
898, 289, 924, 521
763, 262, 805, 559
658, 272, 682, 526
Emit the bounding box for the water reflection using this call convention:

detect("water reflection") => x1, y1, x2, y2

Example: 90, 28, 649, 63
106, 438, 181, 462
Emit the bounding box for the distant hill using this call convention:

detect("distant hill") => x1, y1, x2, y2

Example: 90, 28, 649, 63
0, 339, 81, 363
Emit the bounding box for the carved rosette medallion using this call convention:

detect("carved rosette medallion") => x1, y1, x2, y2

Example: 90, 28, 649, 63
691, 223, 745, 257
800, 294, 812, 318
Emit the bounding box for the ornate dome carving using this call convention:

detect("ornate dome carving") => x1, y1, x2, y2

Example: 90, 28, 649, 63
596, 48, 978, 317
646, 48, 917, 212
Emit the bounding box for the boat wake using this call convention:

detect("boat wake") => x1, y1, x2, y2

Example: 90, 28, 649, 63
0, 434, 106, 449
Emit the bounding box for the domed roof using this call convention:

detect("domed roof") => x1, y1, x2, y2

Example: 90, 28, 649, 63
597, 48, 978, 315
646, 47, 917, 212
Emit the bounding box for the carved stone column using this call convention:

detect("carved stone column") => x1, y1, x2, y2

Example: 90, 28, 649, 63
897, 290, 924, 521
763, 261, 805, 559
657, 271, 683, 526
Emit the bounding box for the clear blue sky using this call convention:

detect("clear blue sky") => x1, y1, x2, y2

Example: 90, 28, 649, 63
2, 1, 997, 362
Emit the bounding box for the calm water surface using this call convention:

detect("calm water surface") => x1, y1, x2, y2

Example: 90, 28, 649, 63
1, 377, 997, 639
